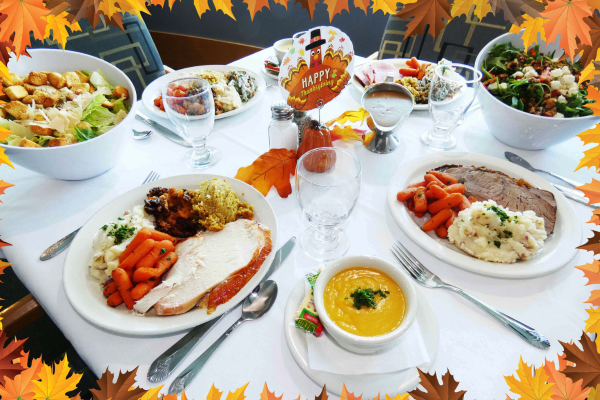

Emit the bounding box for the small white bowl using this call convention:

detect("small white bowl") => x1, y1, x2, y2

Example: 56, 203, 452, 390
313, 255, 418, 354
274, 38, 293, 64
474, 31, 599, 150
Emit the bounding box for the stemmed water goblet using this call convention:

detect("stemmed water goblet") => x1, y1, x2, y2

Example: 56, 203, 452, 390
296, 148, 362, 262
421, 63, 483, 150
161, 77, 221, 169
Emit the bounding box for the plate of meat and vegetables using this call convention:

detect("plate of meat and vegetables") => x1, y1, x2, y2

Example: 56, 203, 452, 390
387, 152, 580, 278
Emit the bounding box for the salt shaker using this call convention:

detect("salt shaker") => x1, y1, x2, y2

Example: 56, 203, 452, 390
269, 101, 298, 151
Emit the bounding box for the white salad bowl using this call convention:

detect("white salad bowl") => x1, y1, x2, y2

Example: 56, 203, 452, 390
0, 49, 137, 180
313, 255, 418, 354
474, 32, 599, 150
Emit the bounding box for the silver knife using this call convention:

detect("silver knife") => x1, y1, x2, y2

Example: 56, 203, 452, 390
505, 152, 582, 187
147, 236, 296, 382
135, 111, 191, 147
39, 228, 80, 261
553, 183, 600, 209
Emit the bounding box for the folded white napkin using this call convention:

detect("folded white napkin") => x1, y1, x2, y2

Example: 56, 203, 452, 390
305, 277, 430, 375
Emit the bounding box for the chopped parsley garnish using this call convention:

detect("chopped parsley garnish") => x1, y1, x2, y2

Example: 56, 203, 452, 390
103, 223, 136, 245
494, 240, 502, 248
487, 205, 509, 224
160, 248, 167, 255
101, 225, 108, 231
166, 256, 172, 261
117, 217, 124, 221
503, 230, 513, 238
349, 287, 388, 310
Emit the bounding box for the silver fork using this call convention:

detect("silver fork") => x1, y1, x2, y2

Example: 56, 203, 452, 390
39, 171, 161, 261
391, 241, 550, 349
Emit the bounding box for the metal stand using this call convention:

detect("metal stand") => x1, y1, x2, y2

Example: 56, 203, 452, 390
364, 128, 400, 154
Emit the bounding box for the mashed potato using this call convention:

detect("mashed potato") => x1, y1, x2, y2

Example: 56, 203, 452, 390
447, 200, 547, 263
89, 205, 154, 281
191, 178, 254, 232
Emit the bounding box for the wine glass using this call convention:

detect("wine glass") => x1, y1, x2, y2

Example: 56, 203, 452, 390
161, 77, 221, 169
421, 63, 482, 150
296, 148, 362, 262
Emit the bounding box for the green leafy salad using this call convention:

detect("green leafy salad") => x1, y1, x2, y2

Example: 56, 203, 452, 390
0, 69, 130, 148
481, 42, 595, 118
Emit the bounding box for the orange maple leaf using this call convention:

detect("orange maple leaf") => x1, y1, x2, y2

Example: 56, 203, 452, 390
585, 290, 600, 307
586, 87, 600, 115
353, 0, 370, 12
544, 359, 591, 400
235, 149, 297, 197
260, 383, 283, 400
207, 383, 223, 400
395, 0, 453, 39
0, 260, 12, 284
323, 0, 350, 20
295, 0, 319, 18
329, 125, 367, 141
340, 384, 362, 400
0, 148, 14, 169
576, 259, 600, 285
0, 355, 42, 400
541, 0, 593, 61
0, 331, 28, 387
326, 108, 370, 127
577, 124, 600, 145
0, 0, 49, 58
244, 0, 270, 20
589, 209, 600, 225
0, 180, 14, 202
576, 144, 600, 171
0, 126, 11, 142
576, 179, 600, 205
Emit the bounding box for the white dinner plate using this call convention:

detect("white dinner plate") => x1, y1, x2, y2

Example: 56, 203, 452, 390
352, 58, 435, 111
284, 280, 438, 397
63, 174, 278, 336
386, 152, 581, 279
142, 65, 267, 120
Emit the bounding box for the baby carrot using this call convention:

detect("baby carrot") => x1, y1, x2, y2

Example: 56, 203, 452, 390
118, 239, 156, 270
112, 268, 135, 310
459, 195, 472, 211
414, 211, 426, 218
136, 240, 175, 270
444, 183, 465, 195
422, 209, 453, 231
408, 180, 426, 188
107, 291, 123, 307
397, 188, 418, 202
428, 193, 463, 214
444, 217, 454, 229
103, 281, 117, 298
435, 225, 448, 238
133, 252, 178, 282
119, 228, 153, 263
414, 187, 427, 213
429, 184, 448, 200
428, 170, 458, 185
407, 198, 415, 212
468, 196, 478, 203
424, 174, 447, 188
131, 279, 160, 300
146, 229, 178, 245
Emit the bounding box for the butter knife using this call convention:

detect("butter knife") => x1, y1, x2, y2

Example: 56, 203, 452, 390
135, 111, 191, 147
553, 183, 600, 209
147, 236, 296, 382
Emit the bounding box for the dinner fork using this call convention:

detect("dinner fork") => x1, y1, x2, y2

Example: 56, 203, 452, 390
39, 171, 161, 261
391, 241, 551, 349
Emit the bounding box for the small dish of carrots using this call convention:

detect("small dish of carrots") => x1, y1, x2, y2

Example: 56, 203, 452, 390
102, 227, 179, 310
399, 57, 431, 80
396, 170, 477, 239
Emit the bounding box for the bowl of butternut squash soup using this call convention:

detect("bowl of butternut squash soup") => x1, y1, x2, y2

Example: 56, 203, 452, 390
314, 255, 417, 354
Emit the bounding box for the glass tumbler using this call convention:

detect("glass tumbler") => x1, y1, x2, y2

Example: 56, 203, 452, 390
421, 63, 483, 150
161, 77, 221, 169
296, 148, 362, 262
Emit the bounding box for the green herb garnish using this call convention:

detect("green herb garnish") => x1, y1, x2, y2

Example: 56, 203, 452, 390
494, 240, 502, 248
160, 248, 167, 255
487, 205, 510, 224
503, 230, 513, 238
349, 287, 388, 310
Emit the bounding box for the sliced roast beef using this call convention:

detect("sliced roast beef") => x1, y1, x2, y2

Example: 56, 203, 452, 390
434, 165, 556, 235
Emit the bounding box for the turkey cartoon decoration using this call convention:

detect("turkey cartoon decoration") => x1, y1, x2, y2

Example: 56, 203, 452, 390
278, 27, 354, 111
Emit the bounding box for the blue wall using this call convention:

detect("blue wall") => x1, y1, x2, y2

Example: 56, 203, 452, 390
142, 0, 390, 57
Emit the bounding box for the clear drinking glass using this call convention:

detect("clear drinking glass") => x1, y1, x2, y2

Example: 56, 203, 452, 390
161, 77, 221, 169
296, 148, 361, 262
421, 63, 483, 150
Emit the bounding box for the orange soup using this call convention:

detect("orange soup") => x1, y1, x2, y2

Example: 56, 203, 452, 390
323, 267, 406, 337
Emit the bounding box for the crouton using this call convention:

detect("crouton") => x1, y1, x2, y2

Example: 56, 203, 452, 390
23, 83, 36, 95
113, 86, 129, 99
33, 113, 46, 121
48, 72, 67, 89
0, 107, 7, 119
18, 138, 41, 148
71, 83, 91, 95
28, 72, 48, 86
101, 101, 113, 109
4, 101, 28, 119
29, 123, 55, 136
89, 85, 95, 93
49, 134, 75, 147
76, 121, 92, 130
1, 73, 21, 87
22, 90, 47, 105
75, 71, 90, 83
5, 86, 29, 101
41, 88, 60, 108
62, 72, 80, 88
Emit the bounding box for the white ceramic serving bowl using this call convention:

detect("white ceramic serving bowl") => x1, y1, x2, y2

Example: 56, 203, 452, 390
274, 38, 293, 64
474, 32, 599, 150
313, 255, 418, 354
0, 49, 137, 180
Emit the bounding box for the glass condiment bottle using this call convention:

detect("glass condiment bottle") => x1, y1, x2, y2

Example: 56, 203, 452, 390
296, 120, 336, 173
268, 102, 298, 151
293, 110, 311, 144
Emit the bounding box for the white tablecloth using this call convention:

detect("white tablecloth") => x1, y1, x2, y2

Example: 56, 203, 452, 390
1, 48, 597, 400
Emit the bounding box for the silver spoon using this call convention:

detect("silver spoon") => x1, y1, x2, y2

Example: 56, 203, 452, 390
133, 129, 152, 140
168, 280, 278, 395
